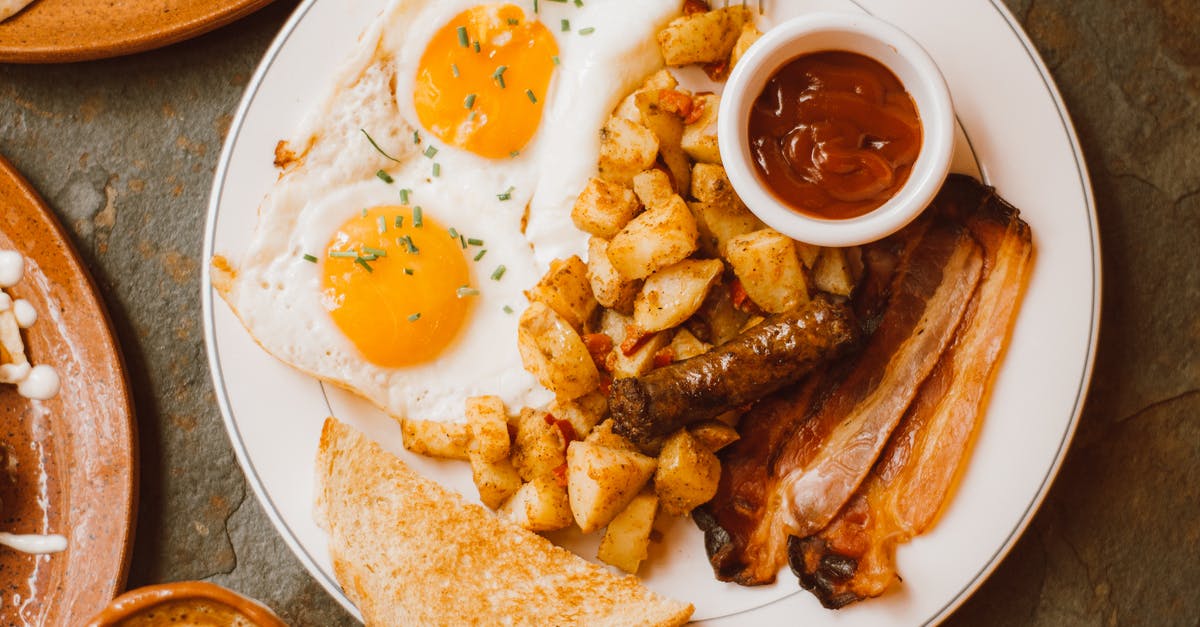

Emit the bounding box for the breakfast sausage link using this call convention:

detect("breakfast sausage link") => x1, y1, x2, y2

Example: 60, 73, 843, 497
609, 297, 857, 448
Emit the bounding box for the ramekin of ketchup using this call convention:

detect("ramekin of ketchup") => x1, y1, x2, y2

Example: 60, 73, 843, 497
719, 12, 954, 247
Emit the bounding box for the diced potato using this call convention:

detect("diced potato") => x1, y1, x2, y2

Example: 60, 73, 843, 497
690, 199, 766, 257
812, 247, 856, 297
693, 281, 750, 346
470, 454, 523, 510
653, 429, 721, 516
682, 93, 721, 165
512, 407, 567, 482
668, 327, 712, 362
598, 117, 659, 186
634, 259, 724, 333
714, 408, 743, 428
608, 325, 672, 379
566, 440, 657, 533
548, 391, 608, 440
614, 69, 679, 121
656, 7, 752, 67
400, 418, 470, 461
725, 229, 810, 313
729, 22, 762, 70
466, 396, 511, 463
688, 420, 740, 452
634, 90, 691, 193
844, 245, 866, 283
597, 492, 659, 573
500, 476, 574, 532
571, 177, 640, 239
586, 237, 639, 314
690, 163, 737, 205
795, 241, 821, 269
585, 419, 640, 452
518, 301, 601, 400
607, 196, 699, 280
526, 256, 597, 331
632, 169, 674, 211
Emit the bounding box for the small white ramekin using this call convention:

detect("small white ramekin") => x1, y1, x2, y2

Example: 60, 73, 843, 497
718, 12, 954, 247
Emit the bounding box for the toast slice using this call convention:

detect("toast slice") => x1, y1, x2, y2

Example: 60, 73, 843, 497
315, 418, 694, 626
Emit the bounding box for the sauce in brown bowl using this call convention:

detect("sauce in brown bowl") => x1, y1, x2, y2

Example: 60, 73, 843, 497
748, 51, 922, 220
85, 582, 287, 627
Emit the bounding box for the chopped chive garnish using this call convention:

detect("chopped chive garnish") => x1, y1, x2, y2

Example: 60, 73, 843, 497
473, 40, 481, 53
497, 186, 515, 201
303, 254, 318, 263
413, 206, 423, 227
355, 257, 374, 272
360, 253, 378, 262
457, 26, 469, 47
552, 55, 560, 66
525, 89, 538, 103
474, 249, 487, 261
361, 208, 368, 217
448, 227, 460, 239
376, 169, 394, 183
561, 19, 570, 31
578, 27, 595, 35
460, 235, 467, 248
456, 286, 480, 298
510, 150, 520, 157
451, 63, 460, 78
464, 93, 477, 109
363, 246, 387, 257
468, 110, 478, 123
423, 145, 438, 158
491, 265, 507, 281
503, 305, 514, 314
533, 0, 538, 12
432, 163, 441, 177
329, 251, 358, 259
395, 215, 403, 228
493, 65, 508, 88
376, 216, 387, 234
360, 129, 403, 163
412, 130, 421, 144
507, 17, 519, 25
404, 235, 419, 254
404, 268, 414, 275
408, 312, 421, 322
467, 237, 485, 246
399, 188, 411, 204
574, 0, 583, 6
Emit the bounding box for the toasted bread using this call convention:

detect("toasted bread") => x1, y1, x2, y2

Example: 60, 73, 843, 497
315, 418, 694, 626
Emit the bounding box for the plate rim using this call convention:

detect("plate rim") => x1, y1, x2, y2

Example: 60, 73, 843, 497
201, 0, 1101, 623
0, 0, 276, 64
0, 153, 139, 620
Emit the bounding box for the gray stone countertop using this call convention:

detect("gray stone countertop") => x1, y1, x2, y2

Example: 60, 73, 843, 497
0, 1, 1196, 624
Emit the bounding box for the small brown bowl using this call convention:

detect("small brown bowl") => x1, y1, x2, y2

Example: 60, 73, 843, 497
85, 582, 287, 627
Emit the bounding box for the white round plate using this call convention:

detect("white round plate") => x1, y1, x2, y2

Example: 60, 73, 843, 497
203, 0, 1099, 624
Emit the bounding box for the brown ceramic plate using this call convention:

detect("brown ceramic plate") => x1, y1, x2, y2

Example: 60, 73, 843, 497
0, 154, 137, 625
0, 0, 275, 63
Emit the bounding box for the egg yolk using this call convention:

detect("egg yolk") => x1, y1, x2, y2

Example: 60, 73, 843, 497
322, 206, 473, 367
414, 4, 558, 159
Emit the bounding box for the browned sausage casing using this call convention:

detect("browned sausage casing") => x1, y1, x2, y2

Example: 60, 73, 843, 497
609, 297, 857, 448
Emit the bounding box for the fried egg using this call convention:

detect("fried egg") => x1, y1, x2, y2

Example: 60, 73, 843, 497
213, 0, 678, 420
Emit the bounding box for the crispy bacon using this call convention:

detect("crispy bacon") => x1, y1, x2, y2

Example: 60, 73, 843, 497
697, 181, 991, 586
789, 176, 1035, 607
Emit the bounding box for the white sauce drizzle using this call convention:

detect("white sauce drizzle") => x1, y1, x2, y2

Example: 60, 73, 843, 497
12, 299, 36, 328
0, 250, 59, 400
16, 365, 59, 401
0, 250, 23, 288
0, 532, 67, 554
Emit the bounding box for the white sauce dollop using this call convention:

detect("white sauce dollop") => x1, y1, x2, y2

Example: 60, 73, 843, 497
12, 299, 36, 328
0, 249, 60, 400
0, 532, 67, 554
17, 365, 59, 401
0, 251, 23, 288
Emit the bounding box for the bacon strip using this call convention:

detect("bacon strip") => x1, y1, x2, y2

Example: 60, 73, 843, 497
788, 177, 1035, 607
698, 206, 984, 585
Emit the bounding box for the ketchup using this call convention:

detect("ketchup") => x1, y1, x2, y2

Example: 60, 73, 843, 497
748, 51, 922, 220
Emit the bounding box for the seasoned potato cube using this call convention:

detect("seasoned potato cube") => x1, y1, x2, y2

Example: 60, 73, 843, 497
634, 90, 691, 193
571, 178, 640, 239
729, 22, 762, 70
400, 418, 470, 461
526, 256, 597, 331
694, 281, 751, 346
598, 117, 659, 186
512, 407, 567, 482
607, 196, 699, 280
795, 241, 821, 269
632, 169, 675, 211
690, 200, 766, 257
566, 440, 657, 533
518, 301, 601, 400
614, 69, 679, 121
634, 259, 724, 333
725, 229, 810, 313
682, 93, 721, 165
668, 327, 712, 361
656, 7, 752, 66
548, 391, 608, 440
654, 429, 721, 516
844, 245, 866, 283
500, 475, 574, 532
812, 247, 856, 296
602, 311, 673, 380
585, 419, 640, 452
688, 420, 740, 452
466, 396, 511, 463
470, 454, 523, 510
586, 237, 639, 313
597, 492, 659, 573
690, 163, 737, 205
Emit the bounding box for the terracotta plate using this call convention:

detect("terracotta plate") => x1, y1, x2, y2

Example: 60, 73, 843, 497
0, 155, 137, 625
0, 0, 276, 63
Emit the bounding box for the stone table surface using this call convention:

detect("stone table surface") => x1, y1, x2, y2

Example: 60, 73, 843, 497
0, 0, 1196, 625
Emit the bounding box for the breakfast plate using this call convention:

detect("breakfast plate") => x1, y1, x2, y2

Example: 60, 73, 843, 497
0, 0, 274, 63
0, 154, 137, 625
204, 0, 1098, 623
